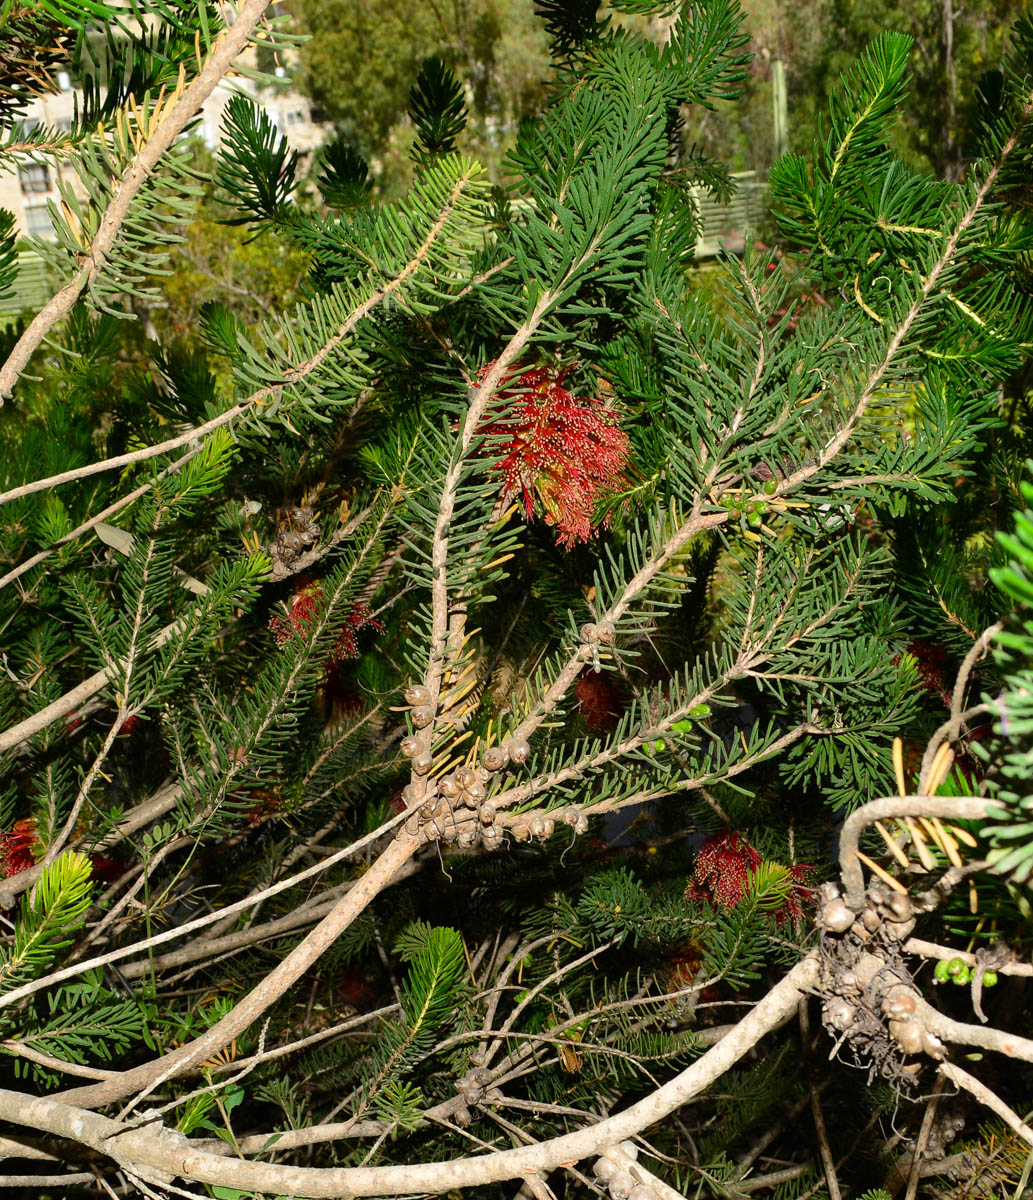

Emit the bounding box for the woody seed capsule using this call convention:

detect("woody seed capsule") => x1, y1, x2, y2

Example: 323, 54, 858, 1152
455, 765, 476, 788
413, 751, 433, 775
464, 780, 486, 805
628, 1187, 658, 1200
411, 705, 434, 728
401, 735, 423, 759
405, 684, 431, 707
580, 622, 598, 642
438, 775, 460, 800
593, 1158, 618, 1182
508, 737, 531, 765
483, 746, 508, 772
596, 620, 616, 645
608, 1169, 636, 1200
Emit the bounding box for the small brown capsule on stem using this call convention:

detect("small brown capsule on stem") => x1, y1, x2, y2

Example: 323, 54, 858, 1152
411, 705, 434, 728
580, 622, 598, 643
405, 684, 431, 707
821, 901, 854, 933
596, 620, 616, 645
455, 765, 476, 788
483, 746, 508, 772
438, 775, 460, 800
889, 1018, 925, 1055
508, 736, 530, 765
413, 751, 433, 775
401, 735, 423, 759
882, 992, 917, 1020
608, 1168, 636, 1200
861, 906, 881, 932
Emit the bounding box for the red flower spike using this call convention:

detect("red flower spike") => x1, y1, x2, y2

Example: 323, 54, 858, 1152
895, 639, 952, 708
270, 584, 323, 647
270, 587, 383, 662
689, 831, 762, 909
688, 830, 814, 925
575, 668, 623, 731
779, 862, 817, 925
479, 364, 631, 548
90, 855, 126, 885
1, 818, 39, 878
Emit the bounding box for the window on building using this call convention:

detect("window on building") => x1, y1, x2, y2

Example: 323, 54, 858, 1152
19, 163, 50, 195
24, 205, 55, 239
54, 117, 74, 135
283, 108, 307, 128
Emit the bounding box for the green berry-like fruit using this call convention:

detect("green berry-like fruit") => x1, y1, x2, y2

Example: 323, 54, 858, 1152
947, 957, 966, 976
763, 479, 778, 496
933, 959, 952, 984
983, 969, 998, 988
951, 965, 971, 986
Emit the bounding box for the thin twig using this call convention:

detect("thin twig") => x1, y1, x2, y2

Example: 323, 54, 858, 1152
939, 1061, 1033, 1147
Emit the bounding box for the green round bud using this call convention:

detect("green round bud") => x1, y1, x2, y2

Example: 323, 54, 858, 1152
933, 959, 951, 984
951, 965, 971, 986
763, 479, 778, 496
947, 957, 966, 976
982, 969, 998, 988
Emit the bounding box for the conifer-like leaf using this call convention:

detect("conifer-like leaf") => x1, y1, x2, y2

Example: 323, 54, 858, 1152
408, 57, 466, 169
0, 852, 93, 996
317, 139, 371, 210
217, 94, 298, 228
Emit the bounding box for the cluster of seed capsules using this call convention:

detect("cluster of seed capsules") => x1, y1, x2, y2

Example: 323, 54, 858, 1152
593, 1142, 663, 1200
399, 682, 589, 848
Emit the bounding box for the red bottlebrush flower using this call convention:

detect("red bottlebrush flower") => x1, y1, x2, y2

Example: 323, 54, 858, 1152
242, 792, 283, 828
89, 855, 126, 885
330, 601, 383, 661
270, 583, 323, 647
479, 364, 631, 548
117, 715, 139, 736
667, 943, 702, 991
688, 830, 814, 925
575, 668, 623, 731
1, 818, 39, 877
779, 862, 817, 924
688, 831, 762, 909
334, 967, 375, 1011
270, 587, 382, 662
894, 639, 951, 708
